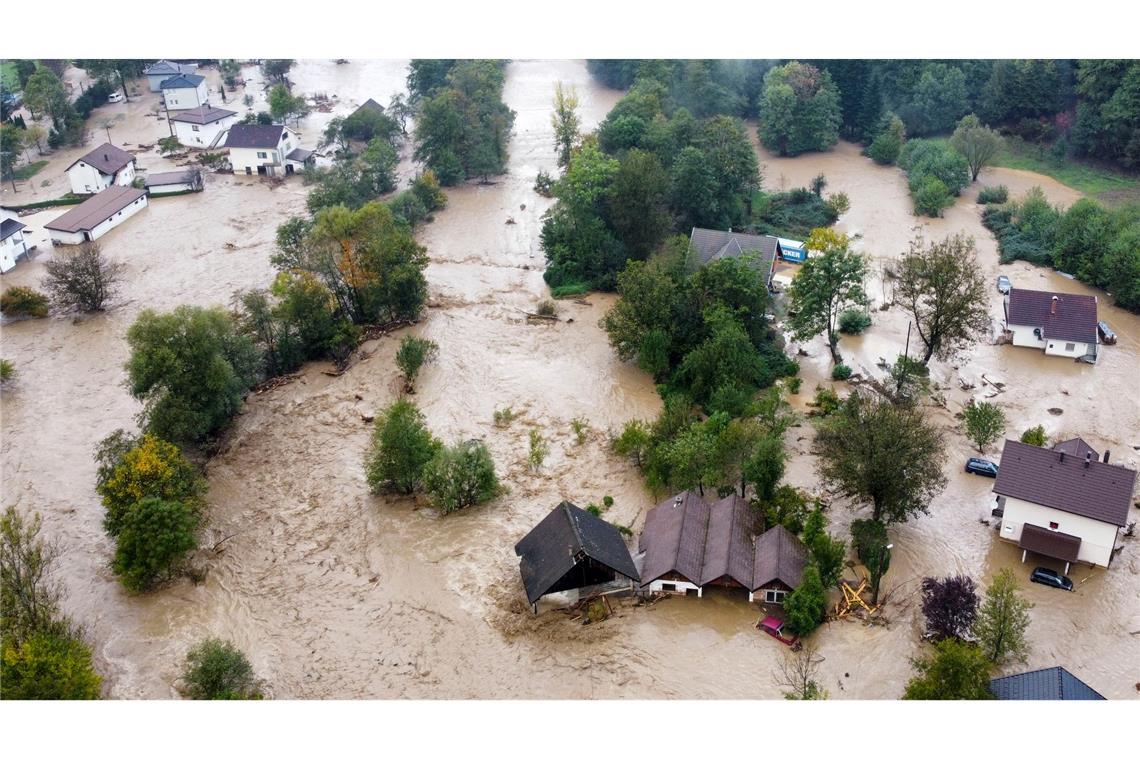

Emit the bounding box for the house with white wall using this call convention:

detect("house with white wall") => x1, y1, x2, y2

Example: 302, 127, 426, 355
1004, 287, 1098, 363
224, 124, 306, 177
169, 105, 238, 148
1, 207, 30, 273
161, 74, 209, 111
44, 186, 148, 246
66, 143, 136, 195
145, 169, 203, 195
993, 438, 1136, 572
144, 60, 197, 92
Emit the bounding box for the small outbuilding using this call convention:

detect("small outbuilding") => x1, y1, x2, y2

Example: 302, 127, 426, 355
44, 186, 148, 245
988, 666, 1105, 700
145, 169, 203, 195
515, 501, 640, 613
169, 105, 238, 148
66, 143, 136, 195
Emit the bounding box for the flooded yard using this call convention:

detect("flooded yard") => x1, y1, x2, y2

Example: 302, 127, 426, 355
1, 60, 1137, 699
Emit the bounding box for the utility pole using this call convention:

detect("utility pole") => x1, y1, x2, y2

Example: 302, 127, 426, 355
896, 321, 912, 395
871, 543, 893, 606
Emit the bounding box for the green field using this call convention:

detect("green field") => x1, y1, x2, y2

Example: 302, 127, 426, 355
13, 160, 47, 181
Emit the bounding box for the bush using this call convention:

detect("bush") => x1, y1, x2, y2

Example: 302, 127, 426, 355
95, 433, 206, 537
394, 335, 439, 392
527, 429, 549, 471
157, 136, 182, 154
0, 631, 102, 700
111, 497, 200, 592
180, 638, 262, 699
422, 440, 501, 514
783, 565, 827, 637
1019, 425, 1047, 447
613, 419, 651, 466
976, 185, 1009, 205
492, 406, 516, 428
570, 416, 588, 445
535, 299, 557, 317
913, 176, 953, 217
811, 386, 841, 416
1, 286, 50, 318
41, 243, 124, 312
550, 282, 589, 299
534, 170, 555, 197
785, 376, 802, 395
838, 309, 871, 335
831, 364, 853, 381
0, 359, 13, 383
364, 399, 440, 495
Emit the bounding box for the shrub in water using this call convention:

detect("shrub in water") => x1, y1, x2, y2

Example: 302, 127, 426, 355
831, 364, 853, 381
838, 309, 872, 335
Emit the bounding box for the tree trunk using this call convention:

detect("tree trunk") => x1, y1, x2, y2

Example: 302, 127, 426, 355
922, 343, 936, 364
828, 332, 842, 364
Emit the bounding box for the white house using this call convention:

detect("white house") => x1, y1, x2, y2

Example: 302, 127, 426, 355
1005, 287, 1098, 363
44, 186, 148, 246
1, 207, 30, 273
144, 60, 197, 92
993, 438, 1137, 571
224, 124, 308, 177
169, 105, 238, 148
145, 169, 203, 195
161, 74, 209, 111
65, 143, 136, 195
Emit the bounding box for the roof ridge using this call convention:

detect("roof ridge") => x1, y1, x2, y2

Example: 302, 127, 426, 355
562, 501, 584, 554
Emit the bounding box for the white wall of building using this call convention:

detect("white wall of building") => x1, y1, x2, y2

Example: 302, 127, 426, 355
48, 195, 148, 246
998, 496, 1120, 567
646, 579, 702, 597
173, 115, 237, 148
67, 161, 135, 195
228, 131, 297, 176
148, 181, 196, 195
1, 231, 28, 273
1009, 323, 1093, 360
163, 82, 209, 111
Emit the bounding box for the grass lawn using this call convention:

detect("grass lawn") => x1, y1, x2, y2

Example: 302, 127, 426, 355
1, 62, 19, 94
13, 160, 48, 181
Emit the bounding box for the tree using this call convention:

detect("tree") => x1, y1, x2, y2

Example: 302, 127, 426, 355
218, 59, 241, 89
551, 81, 580, 167
773, 641, 828, 700
758, 62, 842, 156
261, 59, 295, 87
786, 228, 868, 363
743, 436, 786, 503
866, 112, 906, 165
669, 146, 719, 230
111, 497, 199, 592
607, 149, 671, 260
1, 286, 50, 318
1, 631, 102, 700
1020, 425, 1048, 447
783, 565, 827, 637
23, 67, 70, 125
814, 392, 948, 524
422, 440, 501, 514
1, 508, 64, 642
364, 399, 440, 495
268, 84, 308, 124
973, 568, 1033, 665
395, 335, 439, 393
896, 235, 991, 364
80, 59, 144, 100
950, 114, 1003, 182
963, 401, 1006, 453
804, 507, 846, 589
95, 433, 206, 537
921, 575, 979, 641
180, 638, 262, 699
40, 242, 124, 312
125, 306, 260, 443
903, 638, 994, 700
613, 419, 652, 467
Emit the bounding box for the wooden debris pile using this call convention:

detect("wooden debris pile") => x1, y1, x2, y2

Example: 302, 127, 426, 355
832, 578, 881, 621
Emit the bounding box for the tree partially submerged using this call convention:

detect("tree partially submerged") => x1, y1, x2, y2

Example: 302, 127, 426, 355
395, 335, 439, 393
422, 440, 501, 514
786, 228, 868, 363
903, 638, 994, 700
551, 82, 580, 168
365, 399, 441, 495
950, 114, 1003, 182
973, 568, 1033, 666
963, 400, 1006, 453
773, 641, 828, 700
181, 638, 262, 700
921, 575, 979, 641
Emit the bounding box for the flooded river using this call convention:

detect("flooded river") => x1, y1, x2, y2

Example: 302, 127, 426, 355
1, 61, 1137, 699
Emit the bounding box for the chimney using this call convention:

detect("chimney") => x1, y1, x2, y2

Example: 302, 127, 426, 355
1059, 451, 1065, 463
1050, 295, 1059, 315
104, 153, 109, 162
1103, 450, 1110, 464
1085, 451, 1093, 468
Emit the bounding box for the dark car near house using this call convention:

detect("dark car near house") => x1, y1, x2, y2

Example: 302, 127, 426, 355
997, 275, 1011, 295
965, 458, 999, 477
1098, 321, 1116, 345
1030, 567, 1074, 591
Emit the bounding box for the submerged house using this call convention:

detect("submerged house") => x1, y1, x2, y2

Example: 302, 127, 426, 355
993, 438, 1136, 571
224, 124, 308, 177
988, 666, 1105, 700
688, 228, 779, 289
639, 491, 809, 603
515, 501, 640, 613
1004, 287, 1098, 363
170, 105, 238, 148
145, 168, 203, 195
66, 143, 136, 195
160, 74, 209, 111
1, 207, 30, 273
144, 60, 197, 92
44, 186, 147, 245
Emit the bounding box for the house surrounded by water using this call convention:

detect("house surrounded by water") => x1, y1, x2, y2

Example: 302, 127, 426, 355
224, 124, 312, 177
992, 438, 1136, 571
169, 105, 238, 149
1004, 287, 1099, 363
1, 207, 30, 273
65, 143, 136, 195
144, 60, 198, 92
44, 186, 148, 245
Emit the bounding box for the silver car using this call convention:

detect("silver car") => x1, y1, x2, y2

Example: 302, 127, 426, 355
997, 275, 1011, 295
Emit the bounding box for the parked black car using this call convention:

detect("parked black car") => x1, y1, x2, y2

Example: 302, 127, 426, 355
1098, 321, 1117, 345
965, 458, 999, 477
996, 275, 1011, 295
1030, 567, 1074, 591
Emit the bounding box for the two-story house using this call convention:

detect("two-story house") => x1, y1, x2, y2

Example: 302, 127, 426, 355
65, 143, 137, 196
169, 105, 238, 148
161, 74, 209, 111
224, 124, 311, 177
1, 207, 30, 273
1004, 287, 1099, 363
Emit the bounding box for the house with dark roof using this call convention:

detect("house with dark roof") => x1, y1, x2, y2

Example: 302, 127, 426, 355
161, 73, 209, 111
1004, 287, 1099, 363
44, 186, 148, 245
1, 207, 30, 273
994, 438, 1137, 571
145, 169, 203, 195
144, 60, 198, 92
515, 501, 640, 613
988, 666, 1105, 700
224, 124, 309, 177
170, 105, 238, 148
65, 143, 136, 195
688, 228, 781, 290
639, 491, 809, 602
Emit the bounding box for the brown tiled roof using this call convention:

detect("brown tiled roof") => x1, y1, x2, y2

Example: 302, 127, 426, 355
699, 494, 757, 587
169, 105, 237, 125
752, 524, 809, 590
66, 143, 134, 176
994, 439, 1136, 527
44, 186, 146, 234
1052, 438, 1099, 460
1018, 523, 1081, 563
639, 491, 709, 586
1007, 288, 1098, 344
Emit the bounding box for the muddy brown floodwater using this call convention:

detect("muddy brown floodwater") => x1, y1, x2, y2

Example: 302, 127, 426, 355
2, 61, 1138, 699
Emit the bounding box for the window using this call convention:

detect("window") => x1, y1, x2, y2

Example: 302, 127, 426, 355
257, 151, 267, 159
764, 590, 787, 604
661, 583, 676, 592
1049, 521, 1059, 530
191, 125, 200, 132
1064, 342, 1075, 352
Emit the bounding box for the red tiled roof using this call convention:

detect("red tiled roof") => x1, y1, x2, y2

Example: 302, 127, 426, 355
1007, 288, 1098, 344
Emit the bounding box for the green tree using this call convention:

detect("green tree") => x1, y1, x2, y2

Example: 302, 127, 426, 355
395, 335, 439, 392
551, 81, 580, 168
900, 63, 969, 137
261, 59, 295, 86
422, 440, 501, 514
365, 399, 441, 495
125, 306, 260, 443
181, 638, 262, 700
786, 228, 868, 364
1, 631, 102, 700
783, 565, 827, 637
23, 66, 70, 125
973, 569, 1033, 665
950, 114, 1004, 182
804, 506, 846, 588
613, 419, 652, 467
896, 234, 991, 364
903, 638, 994, 700
814, 392, 948, 524
111, 497, 199, 592
1, 286, 50, 318
268, 84, 308, 124
79, 59, 144, 100
1, 508, 65, 642
743, 435, 787, 503
0, 359, 13, 384
866, 112, 906, 165
669, 145, 720, 230
607, 148, 671, 260
758, 62, 842, 156
963, 401, 1006, 453
95, 433, 206, 537
1019, 425, 1047, 447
